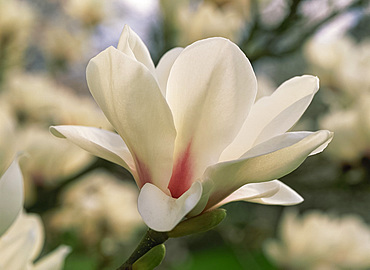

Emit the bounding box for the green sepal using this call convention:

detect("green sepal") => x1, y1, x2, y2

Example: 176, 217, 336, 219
132, 244, 166, 270
167, 208, 227, 238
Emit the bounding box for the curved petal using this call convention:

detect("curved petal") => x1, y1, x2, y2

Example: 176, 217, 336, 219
117, 25, 156, 75
50, 125, 135, 174
155, 47, 183, 96
87, 46, 176, 191
0, 110, 16, 177
33, 246, 71, 270
203, 130, 333, 209
138, 181, 202, 232
212, 180, 303, 209
166, 38, 257, 198
0, 159, 24, 236
220, 75, 319, 161
0, 230, 35, 270
0, 213, 43, 270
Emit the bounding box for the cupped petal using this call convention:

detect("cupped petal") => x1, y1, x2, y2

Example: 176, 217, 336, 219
0, 159, 24, 236
138, 181, 203, 232
203, 130, 333, 210
220, 75, 319, 161
212, 180, 303, 209
155, 47, 183, 96
50, 125, 135, 173
87, 46, 176, 191
33, 246, 71, 270
117, 25, 156, 75
166, 37, 257, 198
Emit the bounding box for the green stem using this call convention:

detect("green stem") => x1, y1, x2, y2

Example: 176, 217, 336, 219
116, 228, 168, 270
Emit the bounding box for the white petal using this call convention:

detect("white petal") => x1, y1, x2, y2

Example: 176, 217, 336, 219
0, 230, 35, 270
203, 130, 333, 209
0, 213, 44, 270
166, 38, 257, 198
87, 46, 176, 191
0, 159, 24, 236
220, 75, 319, 161
50, 125, 135, 173
138, 182, 202, 232
33, 246, 71, 270
117, 25, 156, 74
213, 180, 303, 209
0, 110, 16, 177
155, 47, 183, 96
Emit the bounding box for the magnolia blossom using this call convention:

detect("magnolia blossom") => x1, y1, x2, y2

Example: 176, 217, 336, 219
305, 35, 370, 100
0, 113, 70, 269
176, 1, 244, 45
264, 211, 370, 270
3, 72, 111, 129
18, 126, 93, 205
42, 25, 85, 64
0, 111, 22, 236
319, 93, 370, 164
0, 0, 35, 73
306, 36, 370, 164
51, 25, 332, 232
62, 0, 107, 26
0, 212, 70, 270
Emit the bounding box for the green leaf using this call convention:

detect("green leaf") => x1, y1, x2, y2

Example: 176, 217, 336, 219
168, 209, 227, 238
132, 244, 166, 270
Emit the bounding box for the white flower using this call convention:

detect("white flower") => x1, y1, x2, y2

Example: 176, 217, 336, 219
17, 126, 94, 205
319, 93, 370, 164
176, 1, 244, 45
0, 0, 35, 72
3, 72, 111, 129
0, 211, 71, 270
0, 110, 22, 236
0, 111, 70, 269
265, 211, 370, 270
62, 0, 107, 26
51, 25, 333, 232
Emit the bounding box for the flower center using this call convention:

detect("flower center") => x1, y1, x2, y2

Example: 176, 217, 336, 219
168, 143, 193, 198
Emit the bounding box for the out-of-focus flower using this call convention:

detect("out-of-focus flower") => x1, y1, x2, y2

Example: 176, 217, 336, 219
0, 112, 70, 269
0, 211, 71, 270
0, 0, 35, 75
338, 39, 370, 98
18, 126, 93, 205
319, 92, 370, 164
2, 72, 111, 129
1, 72, 111, 203
305, 36, 352, 88
264, 210, 370, 270
319, 108, 366, 163
307, 36, 370, 164
51, 25, 332, 232
49, 170, 143, 251
175, 1, 244, 45
41, 24, 85, 65
62, 0, 107, 27
206, 0, 251, 18
305, 35, 370, 100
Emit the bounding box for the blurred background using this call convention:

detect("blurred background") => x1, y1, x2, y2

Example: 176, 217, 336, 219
1, 0, 370, 269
